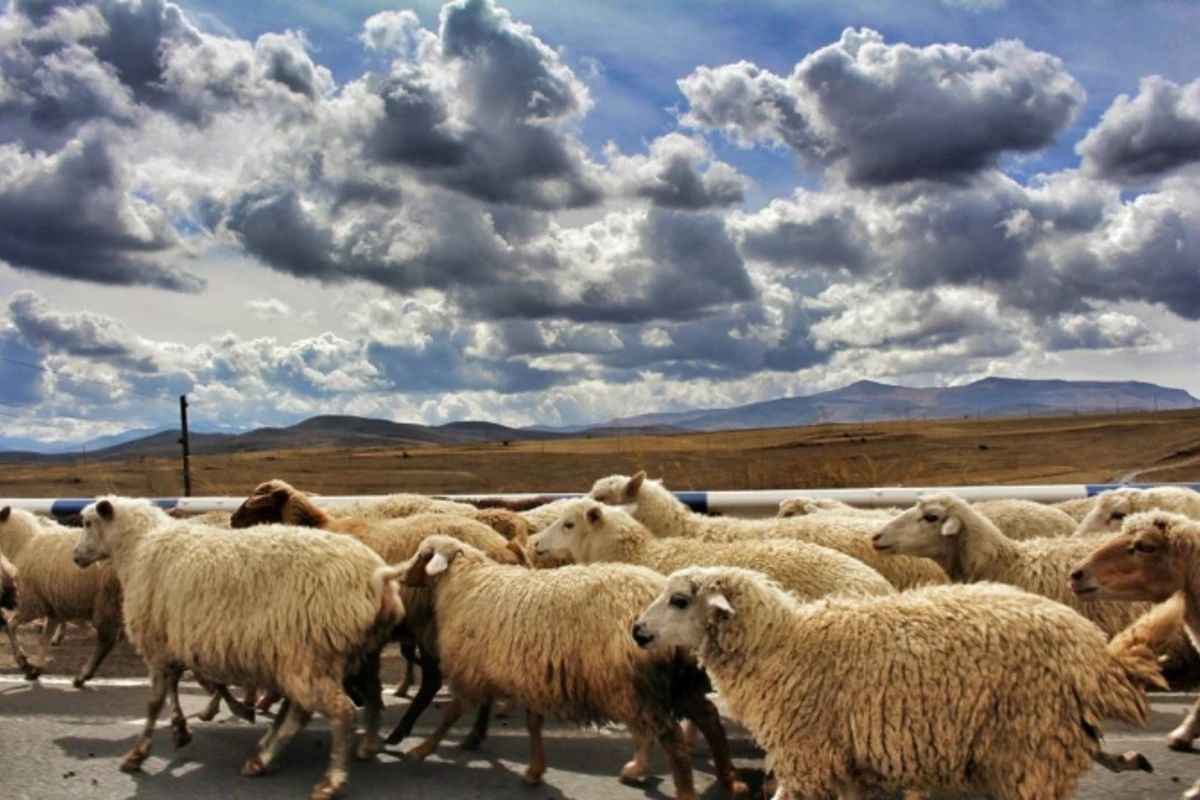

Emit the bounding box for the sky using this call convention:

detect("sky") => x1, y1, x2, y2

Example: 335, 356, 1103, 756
1, 0, 1199, 444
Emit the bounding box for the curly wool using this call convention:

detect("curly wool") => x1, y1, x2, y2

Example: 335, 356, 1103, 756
675, 570, 1158, 799
878, 493, 1154, 637
972, 499, 1078, 539
1056, 497, 1098, 521
82, 497, 403, 701
539, 498, 894, 600
168, 510, 232, 527
427, 542, 691, 727
590, 474, 945, 590
326, 493, 477, 520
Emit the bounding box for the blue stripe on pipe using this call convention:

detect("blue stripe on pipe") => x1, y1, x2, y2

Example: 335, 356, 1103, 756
1086, 483, 1200, 496
49, 498, 179, 517
676, 492, 708, 514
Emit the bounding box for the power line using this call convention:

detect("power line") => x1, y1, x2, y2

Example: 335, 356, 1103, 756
1, 356, 170, 400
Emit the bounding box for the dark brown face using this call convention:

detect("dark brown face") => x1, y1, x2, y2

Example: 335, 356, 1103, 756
230, 483, 290, 528
401, 551, 433, 587
1069, 527, 1179, 603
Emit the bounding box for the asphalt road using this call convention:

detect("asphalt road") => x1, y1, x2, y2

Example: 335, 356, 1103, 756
2, 677, 1200, 799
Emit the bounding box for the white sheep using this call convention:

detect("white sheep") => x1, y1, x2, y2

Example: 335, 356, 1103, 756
590, 473, 947, 590
1073, 486, 1200, 537
779, 496, 1077, 539
325, 492, 477, 519
75, 496, 405, 800
871, 492, 1155, 637
1056, 496, 1098, 521
535, 497, 895, 600
0, 506, 123, 687
399, 534, 746, 800
633, 567, 1165, 799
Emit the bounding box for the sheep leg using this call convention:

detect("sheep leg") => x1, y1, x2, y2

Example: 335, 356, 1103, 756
215, 683, 256, 723
385, 649, 443, 745
167, 665, 192, 749
310, 680, 358, 800
2, 611, 32, 676
1184, 775, 1200, 800
255, 699, 292, 753
242, 687, 259, 709
393, 641, 418, 697
522, 708, 547, 785
678, 692, 747, 797
121, 667, 169, 772
25, 613, 62, 680
195, 678, 223, 722
652, 717, 698, 800
494, 696, 515, 718
73, 617, 121, 688
619, 730, 654, 782
460, 697, 494, 751
406, 694, 465, 762
1168, 696, 1200, 750
48, 620, 66, 646
256, 690, 282, 712
1092, 749, 1152, 773
354, 651, 385, 762
243, 700, 311, 777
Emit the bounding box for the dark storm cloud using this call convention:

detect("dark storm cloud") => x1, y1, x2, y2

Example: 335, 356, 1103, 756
606, 134, 748, 210
679, 28, 1085, 186
1078, 75, 1200, 184
0, 132, 203, 291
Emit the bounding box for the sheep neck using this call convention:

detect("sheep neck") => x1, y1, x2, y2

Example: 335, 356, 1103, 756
700, 582, 805, 678
634, 484, 698, 537
0, 518, 36, 561
941, 511, 1020, 583
1176, 532, 1200, 643
283, 495, 332, 529
105, 511, 164, 586
584, 517, 650, 565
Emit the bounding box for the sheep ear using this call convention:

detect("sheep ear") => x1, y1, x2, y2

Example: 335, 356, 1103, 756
425, 551, 450, 576
625, 471, 646, 500
706, 593, 734, 619
587, 505, 603, 524
0, 506, 9, 523
940, 516, 962, 537
96, 500, 114, 521
1154, 516, 1170, 532
271, 488, 292, 508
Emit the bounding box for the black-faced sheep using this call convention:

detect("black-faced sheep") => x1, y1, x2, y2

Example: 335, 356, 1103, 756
400, 534, 746, 800
633, 567, 1165, 800
75, 496, 404, 800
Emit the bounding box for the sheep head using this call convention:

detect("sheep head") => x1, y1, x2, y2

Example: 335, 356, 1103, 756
230, 479, 299, 528
402, 534, 473, 587
872, 493, 966, 560
533, 497, 608, 562
75, 497, 118, 567
589, 471, 649, 506
1069, 511, 1193, 603
634, 567, 737, 652
1074, 489, 1137, 537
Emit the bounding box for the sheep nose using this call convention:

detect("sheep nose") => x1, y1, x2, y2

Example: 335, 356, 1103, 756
631, 622, 654, 648
1069, 569, 1084, 582
871, 532, 883, 543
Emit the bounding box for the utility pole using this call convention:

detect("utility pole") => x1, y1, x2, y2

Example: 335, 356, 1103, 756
179, 394, 192, 497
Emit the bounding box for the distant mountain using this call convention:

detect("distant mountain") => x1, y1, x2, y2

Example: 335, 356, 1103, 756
603, 378, 1200, 431
1, 377, 1195, 465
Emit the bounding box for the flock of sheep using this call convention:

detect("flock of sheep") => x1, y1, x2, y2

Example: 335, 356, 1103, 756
2, 475, 1200, 800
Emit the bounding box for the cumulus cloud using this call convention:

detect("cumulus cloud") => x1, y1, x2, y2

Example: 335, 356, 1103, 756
1078, 75, 1200, 184
678, 28, 1085, 185
604, 133, 749, 209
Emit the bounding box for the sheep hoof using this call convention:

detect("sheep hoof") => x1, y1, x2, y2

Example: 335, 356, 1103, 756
172, 725, 192, 750
521, 766, 544, 785
23, 666, 42, 682
355, 740, 380, 762
619, 761, 648, 783
310, 775, 343, 800
119, 748, 148, 773
196, 708, 217, 723
241, 755, 267, 777
1131, 752, 1153, 773
404, 744, 434, 762
460, 733, 484, 751
1167, 733, 1195, 752
72, 676, 87, 689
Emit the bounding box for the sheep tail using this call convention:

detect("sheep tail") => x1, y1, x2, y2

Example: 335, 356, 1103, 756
1084, 631, 1167, 736
373, 564, 408, 624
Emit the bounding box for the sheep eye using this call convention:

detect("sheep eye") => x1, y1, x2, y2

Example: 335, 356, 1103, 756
669, 595, 690, 610
1134, 541, 1157, 554
564, 522, 574, 530
1111, 512, 1127, 522
922, 513, 939, 523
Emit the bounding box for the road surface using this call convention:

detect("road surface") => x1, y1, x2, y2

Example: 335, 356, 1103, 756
2, 677, 1199, 799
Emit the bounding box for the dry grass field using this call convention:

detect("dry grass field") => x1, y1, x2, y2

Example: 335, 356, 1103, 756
2, 408, 1199, 500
